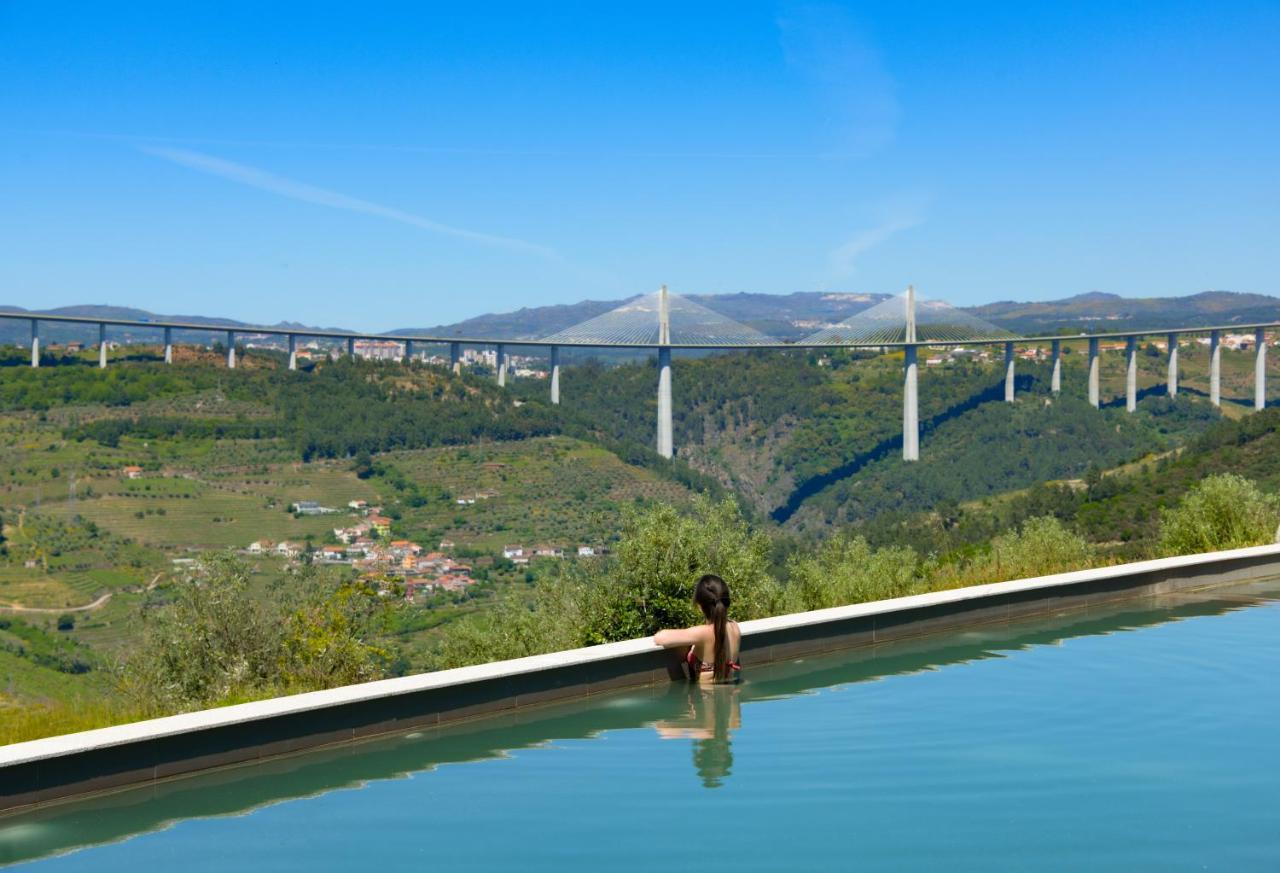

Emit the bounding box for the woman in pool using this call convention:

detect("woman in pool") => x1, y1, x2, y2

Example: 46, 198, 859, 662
654, 574, 742, 683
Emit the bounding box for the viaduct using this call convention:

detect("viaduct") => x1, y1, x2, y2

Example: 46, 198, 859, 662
3, 287, 1275, 463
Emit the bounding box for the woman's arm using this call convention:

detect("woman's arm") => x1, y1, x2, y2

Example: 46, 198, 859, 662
653, 625, 708, 648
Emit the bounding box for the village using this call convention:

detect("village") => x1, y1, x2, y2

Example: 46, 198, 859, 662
240, 498, 604, 603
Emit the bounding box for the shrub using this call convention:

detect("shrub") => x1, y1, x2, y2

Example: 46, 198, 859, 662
575, 496, 781, 644
430, 575, 584, 669
938, 516, 1098, 588
1158, 474, 1280, 556
119, 553, 398, 711
279, 577, 397, 689
784, 534, 924, 612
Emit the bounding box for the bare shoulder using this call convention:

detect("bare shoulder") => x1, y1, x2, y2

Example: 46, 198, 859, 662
688, 623, 714, 642
653, 623, 713, 648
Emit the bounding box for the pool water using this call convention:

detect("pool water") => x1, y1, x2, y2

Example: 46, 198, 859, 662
4, 582, 1280, 871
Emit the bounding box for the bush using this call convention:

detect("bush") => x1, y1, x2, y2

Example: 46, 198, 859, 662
784, 534, 924, 612
938, 516, 1098, 588
430, 576, 584, 669
575, 496, 781, 644
119, 553, 398, 711
1158, 474, 1280, 556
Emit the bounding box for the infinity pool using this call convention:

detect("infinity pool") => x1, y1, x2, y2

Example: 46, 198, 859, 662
4, 582, 1280, 870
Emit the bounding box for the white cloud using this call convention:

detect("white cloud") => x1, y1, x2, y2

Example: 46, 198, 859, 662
828, 193, 927, 277
140, 145, 561, 261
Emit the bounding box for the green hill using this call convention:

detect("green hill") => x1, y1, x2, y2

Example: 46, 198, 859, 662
532, 342, 1262, 526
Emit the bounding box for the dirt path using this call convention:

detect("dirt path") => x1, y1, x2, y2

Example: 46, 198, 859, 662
0, 572, 164, 615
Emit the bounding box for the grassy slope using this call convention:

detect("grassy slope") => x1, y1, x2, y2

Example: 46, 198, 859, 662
378, 436, 697, 551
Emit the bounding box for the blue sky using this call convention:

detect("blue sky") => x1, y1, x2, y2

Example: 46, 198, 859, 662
2, 1, 1277, 330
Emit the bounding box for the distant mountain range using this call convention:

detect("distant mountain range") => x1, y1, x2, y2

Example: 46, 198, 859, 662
0, 304, 348, 347
968, 291, 1280, 334
398, 292, 892, 342
2, 290, 1277, 347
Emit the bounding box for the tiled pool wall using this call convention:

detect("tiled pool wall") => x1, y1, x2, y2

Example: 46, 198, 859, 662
4, 542, 1280, 814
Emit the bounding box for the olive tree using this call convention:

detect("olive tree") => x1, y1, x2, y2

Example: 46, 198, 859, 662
1158, 474, 1280, 556
119, 553, 397, 711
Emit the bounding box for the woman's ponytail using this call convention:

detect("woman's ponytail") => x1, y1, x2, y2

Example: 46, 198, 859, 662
694, 574, 733, 682
711, 599, 729, 681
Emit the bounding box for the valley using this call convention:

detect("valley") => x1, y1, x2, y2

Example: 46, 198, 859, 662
1, 330, 1279, 740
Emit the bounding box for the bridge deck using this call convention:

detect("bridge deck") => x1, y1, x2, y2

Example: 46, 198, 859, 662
3, 311, 1278, 350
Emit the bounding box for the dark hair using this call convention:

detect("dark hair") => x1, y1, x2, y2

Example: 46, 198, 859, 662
694, 574, 732, 681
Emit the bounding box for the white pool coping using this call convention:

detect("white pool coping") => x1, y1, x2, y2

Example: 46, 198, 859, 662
4, 542, 1279, 770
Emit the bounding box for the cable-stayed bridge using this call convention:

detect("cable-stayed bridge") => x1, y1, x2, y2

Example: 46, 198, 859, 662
542, 288, 777, 347
3, 286, 1275, 463
803, 288, 1016, 345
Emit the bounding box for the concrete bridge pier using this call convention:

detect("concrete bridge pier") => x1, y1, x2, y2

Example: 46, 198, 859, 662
550, 346, 561, 405
29, 319, 39, 368
1050, 340, 1062, 394
657, 346, 673, 458
903, 344, 919, 461
1210, 330, 1221, 407
1125, 336, 1138, 412
288, 335, 298, 371
1256, 328, 1267, 410
98, 324, 108, 369
163, 327, 173, 364
496, 344, 507, 386
1004, 342, 1016, 402
403, 339, 414, 363
1088, 338, 1100, 408
1167, 333, 1178, 397
226, 331, 236, 369
450, 342, 461, 375
346, 336, 355, 360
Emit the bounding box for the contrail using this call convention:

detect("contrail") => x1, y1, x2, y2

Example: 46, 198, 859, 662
828, 216, 920, 277
141, 145, 561, 260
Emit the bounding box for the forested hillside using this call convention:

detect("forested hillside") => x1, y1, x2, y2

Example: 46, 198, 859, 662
849, 408, 1280, 561
531, 345, 1235, 526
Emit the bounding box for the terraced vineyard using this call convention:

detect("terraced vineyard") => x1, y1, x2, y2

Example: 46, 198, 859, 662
41, 474, 368, 549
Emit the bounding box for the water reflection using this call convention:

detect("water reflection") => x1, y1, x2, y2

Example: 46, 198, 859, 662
2, 584, 1276, 866
653, 685, 742, 788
